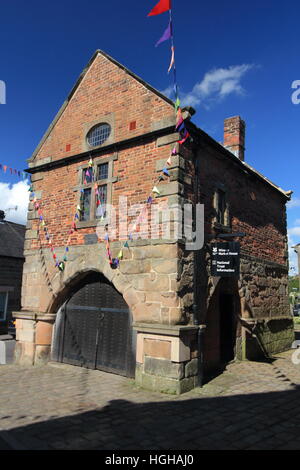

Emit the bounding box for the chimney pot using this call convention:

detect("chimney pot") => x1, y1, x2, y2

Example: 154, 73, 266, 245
223, 116, 245, 161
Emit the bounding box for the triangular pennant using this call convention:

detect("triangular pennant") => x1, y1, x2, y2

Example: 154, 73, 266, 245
147, 196, 153, 204
155, 21, 171, 47
118, 250, 123, 259
163, 167, 170, 176
168, 46, 175, 73
179, 131, 190, 145
88, 158, 93, 167
166, 156, 172, 166
152, 186, 161, 195
175, 97, 181, 111
148, 0, 171, 16
177, 121, 185, 133
124, 241, 129, 248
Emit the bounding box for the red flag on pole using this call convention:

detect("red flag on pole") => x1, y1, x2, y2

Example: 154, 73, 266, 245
148, 0, 171, 16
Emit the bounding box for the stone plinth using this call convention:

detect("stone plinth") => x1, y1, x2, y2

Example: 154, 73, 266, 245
134, 323, 199, 395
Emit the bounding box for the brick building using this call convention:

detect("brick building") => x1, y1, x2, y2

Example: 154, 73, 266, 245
13, 50, 294, 393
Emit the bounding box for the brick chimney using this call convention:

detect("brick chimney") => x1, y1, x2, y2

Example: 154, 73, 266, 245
223, 116, 245, 161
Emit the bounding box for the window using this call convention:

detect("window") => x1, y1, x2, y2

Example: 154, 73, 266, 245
87, 123, 111, 148
81, 188, 92, 221
97, 162, 108, 180
0, 292, 8, 321
213, 186, 230, 228
216, 189, 226, 225
78, 159, 116, 225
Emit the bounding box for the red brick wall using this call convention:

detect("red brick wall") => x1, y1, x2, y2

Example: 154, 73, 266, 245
197, 145, 288, 266
33, 52, 174, 163
28, 52, 176, 249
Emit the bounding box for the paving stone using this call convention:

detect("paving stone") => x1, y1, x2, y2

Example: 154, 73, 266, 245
1, 350, 300, 449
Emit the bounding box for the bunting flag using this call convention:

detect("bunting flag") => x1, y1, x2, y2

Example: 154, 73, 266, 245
179, 130, 190, 145
148, 0, 171, 16
152, 186, 160, 195
175, 97, 181, 111
155, 22, 171, 47
167, 46, 175, 73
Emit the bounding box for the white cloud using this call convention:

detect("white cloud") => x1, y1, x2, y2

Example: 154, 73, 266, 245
0, 181, 29, 225
180, 64, 255, 108
161, 85, 173, 99
287, 197, 300, 209
288, 227, 300, 237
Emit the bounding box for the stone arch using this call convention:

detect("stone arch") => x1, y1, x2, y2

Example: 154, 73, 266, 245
46, 255, 141, 321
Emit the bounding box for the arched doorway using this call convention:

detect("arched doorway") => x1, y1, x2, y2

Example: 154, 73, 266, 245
204, 278, 240, 373
51, 272, 136, 378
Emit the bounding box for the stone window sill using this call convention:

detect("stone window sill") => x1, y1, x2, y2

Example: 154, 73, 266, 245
212, 222, 232, 233
76, 219, 108, 229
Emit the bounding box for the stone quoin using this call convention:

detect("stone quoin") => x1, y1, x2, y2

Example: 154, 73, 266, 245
13, 50, 294, 394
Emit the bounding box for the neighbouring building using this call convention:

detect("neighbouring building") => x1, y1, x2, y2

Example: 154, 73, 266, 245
0, 210, 25, 335
293, 244, 300, 272
13, 50, 294, 394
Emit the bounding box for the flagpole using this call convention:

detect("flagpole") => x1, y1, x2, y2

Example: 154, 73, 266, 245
168, 4, 179, 107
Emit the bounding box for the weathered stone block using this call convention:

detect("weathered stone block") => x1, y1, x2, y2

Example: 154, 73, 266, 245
35, 321, 53, 346
156, 133, 180, 147
132, 302, 161, 323
152, 259, 178, 274
34, 345, 51, 365
185, 358, 198, 378
144, 357, 184, 380
144, 338, 171, 360
139, 275, 170, 292
155, 182, 184, 198
16, 327, 35, 343
123, 288, 145, 309
119, 259, 151, 274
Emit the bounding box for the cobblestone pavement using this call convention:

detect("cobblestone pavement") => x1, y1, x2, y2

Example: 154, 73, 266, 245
1, 350, 300, 450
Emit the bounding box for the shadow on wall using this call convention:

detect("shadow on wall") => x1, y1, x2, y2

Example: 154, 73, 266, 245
1, 385, 300, 450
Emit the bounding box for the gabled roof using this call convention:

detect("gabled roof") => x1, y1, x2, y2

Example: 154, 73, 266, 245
28, 49, 174, 164
0, 221, 25, 258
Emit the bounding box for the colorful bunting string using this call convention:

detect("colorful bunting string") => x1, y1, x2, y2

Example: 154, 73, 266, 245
0, 163, 30, 182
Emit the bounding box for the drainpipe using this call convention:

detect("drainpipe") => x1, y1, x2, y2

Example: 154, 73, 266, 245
192, 147, 205, 387
182, 107, 205, 387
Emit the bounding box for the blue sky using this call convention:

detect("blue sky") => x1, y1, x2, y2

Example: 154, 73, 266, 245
0, 0, 299, 271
